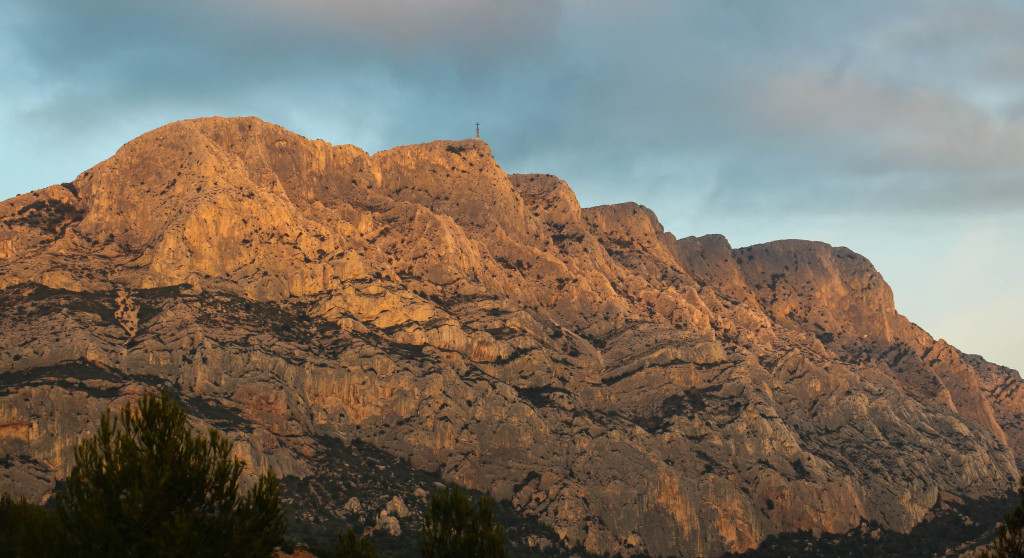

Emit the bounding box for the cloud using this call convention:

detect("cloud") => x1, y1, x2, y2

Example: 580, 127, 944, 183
225, 0, 563, 58
6, 0, 1024, 220
883, 1, 1024, 84
750, 70, 1024, 165
1, 0, 1022, 369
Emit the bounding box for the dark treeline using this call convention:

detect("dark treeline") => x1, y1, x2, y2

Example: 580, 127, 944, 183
0, 390, 510, 558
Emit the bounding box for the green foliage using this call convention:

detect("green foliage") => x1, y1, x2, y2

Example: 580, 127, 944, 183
982, 476, 1024, 558
56, 389, 285, 557
722, 492, 1014, 558
0, 492, 69, 557
417, 484, 508, 558
335, 527, 378, 558
8, 198, 84, 233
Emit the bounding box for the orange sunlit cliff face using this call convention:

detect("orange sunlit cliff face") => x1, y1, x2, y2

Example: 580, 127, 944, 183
0, 117, 1021, 556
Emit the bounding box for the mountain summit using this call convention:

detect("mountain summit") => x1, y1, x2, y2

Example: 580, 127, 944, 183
1, 117, 1021, 556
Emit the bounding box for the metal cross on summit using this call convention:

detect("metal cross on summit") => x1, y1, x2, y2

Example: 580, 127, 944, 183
476, 122, 480, 140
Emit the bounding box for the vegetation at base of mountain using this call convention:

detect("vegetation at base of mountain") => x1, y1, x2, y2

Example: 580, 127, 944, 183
0, 378, 610, 558
0, 390, 285, 558
0, 493, 69, 557
322, 484, 621, 558
0, 358, 1000, 558
57, 389, 286, 557
724, 492, 1016, 558
277, 432, 607, 557
334, 527, 379, 558
290, 480, 612, 558
979, 476, 1024, 558
417, 484, 507, 558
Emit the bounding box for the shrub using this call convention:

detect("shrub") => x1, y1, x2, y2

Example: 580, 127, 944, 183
335, 527, 378, 558
417, 484, 507, 558
983, 475, 1024, 558
56, 390, 285, 557
0, 492, 68, 557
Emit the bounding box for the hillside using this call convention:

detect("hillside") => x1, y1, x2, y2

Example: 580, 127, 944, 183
0, 116, 1021, 556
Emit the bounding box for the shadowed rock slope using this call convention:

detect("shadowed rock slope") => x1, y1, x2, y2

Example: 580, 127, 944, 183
0, 116, 1021, 557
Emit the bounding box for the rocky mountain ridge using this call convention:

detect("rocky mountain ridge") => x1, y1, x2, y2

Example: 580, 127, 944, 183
0, 116, 1021, 556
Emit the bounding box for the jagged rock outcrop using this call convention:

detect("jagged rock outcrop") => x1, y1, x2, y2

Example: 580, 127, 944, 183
1, 117, 1021, 556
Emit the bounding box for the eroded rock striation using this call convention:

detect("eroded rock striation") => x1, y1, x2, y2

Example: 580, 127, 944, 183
1, 117, 1021, 556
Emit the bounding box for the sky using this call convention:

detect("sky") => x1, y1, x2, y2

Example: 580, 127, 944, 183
2, 0, 1022, 373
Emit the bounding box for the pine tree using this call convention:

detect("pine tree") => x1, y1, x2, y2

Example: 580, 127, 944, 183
984, 476, 1024, 558
335, 527, 379, 558
0, 492, 69, 557
56, 389, 285, 557
417, 484, 507, 558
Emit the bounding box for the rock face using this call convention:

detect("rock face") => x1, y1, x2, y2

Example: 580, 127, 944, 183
0, 116, 1021, 557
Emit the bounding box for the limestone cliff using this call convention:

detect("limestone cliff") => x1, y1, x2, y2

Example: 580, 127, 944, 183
0, 117, 1021, 557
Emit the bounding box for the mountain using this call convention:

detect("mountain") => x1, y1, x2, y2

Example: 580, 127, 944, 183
0, 116, 1021, 557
